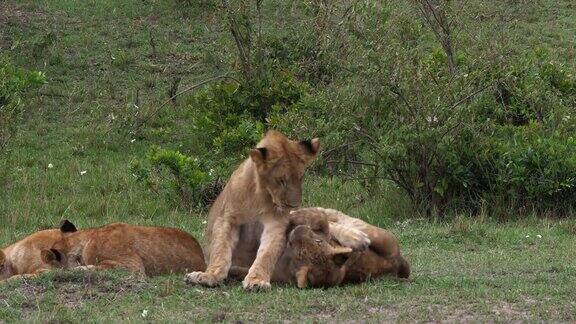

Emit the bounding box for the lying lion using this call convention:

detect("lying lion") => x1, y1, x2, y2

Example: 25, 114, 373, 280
230, 207, 410, 288
41, 220, 206, 277
1, 228, 61, 281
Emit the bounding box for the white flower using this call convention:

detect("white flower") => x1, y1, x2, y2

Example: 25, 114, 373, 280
525, 235, 530, 238
536, 234, 542, 239
48, 163, 54, 169
141, 309, 148, 318
202, 220, 207, 225
426, 115, 438, 123
80, 170, 87, 176
131, 139, 136, 143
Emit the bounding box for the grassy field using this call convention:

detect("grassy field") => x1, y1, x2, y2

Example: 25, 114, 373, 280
1, 0, 576, 322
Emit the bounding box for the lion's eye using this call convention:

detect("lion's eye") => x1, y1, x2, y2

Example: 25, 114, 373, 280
315, 239, 322, 245
278, 179, 287, 187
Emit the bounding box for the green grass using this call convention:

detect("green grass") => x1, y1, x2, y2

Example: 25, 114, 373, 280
1, 0, 576, 322
1, 217, 575, 322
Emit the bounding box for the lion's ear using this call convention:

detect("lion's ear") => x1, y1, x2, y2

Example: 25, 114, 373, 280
331, 246, 353, 267
59, 220, 77, 233
299, 138, 320, 163
250, 147, 269, 170
41, 249, 63, 264
295, 266, 309, 289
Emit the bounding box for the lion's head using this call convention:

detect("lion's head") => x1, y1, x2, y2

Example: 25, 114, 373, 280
249, 130, 320, 211
285, 225, 355, 288
40, 220, 79, 269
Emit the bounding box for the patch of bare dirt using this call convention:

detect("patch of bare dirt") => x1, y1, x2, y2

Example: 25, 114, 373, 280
0, 3, 47, 27
0, 3, 51, 50
0, 271, 147, 314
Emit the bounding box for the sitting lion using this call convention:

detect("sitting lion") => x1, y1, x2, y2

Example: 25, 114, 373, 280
41, 220, 206, 277
1, 228, 61, 282
229, 207, 410, 288
185, 130, 320, 290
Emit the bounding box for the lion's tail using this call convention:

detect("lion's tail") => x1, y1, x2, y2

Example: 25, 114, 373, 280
397, 255, 411, 279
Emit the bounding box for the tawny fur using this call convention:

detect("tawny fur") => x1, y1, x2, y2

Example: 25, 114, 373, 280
42, 221, 206, 277
0, 229, 61, 282
185, 130, 319, 290
293, 207, 410, 286
229, 207, 410, 288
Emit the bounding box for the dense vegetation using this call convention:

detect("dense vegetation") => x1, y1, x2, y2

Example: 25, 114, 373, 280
127, 1, 576, 218
1, 0, 575, 321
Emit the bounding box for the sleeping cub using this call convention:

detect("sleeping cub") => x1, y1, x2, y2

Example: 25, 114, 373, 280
1, 229, 61, 281
41, 220, 206, 277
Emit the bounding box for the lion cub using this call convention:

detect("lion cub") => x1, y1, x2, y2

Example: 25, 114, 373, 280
287, 208, 410, 287
229, 208, 410, 288
186, 130, 320, 290
41, 220, 206, 277
1, 229, 61, 281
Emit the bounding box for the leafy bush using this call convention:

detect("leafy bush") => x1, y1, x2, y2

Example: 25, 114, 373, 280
132, 67, 327, 209
0, 58, 45, 151
130, 147, 222, 210
184, 68, 318, 177
136, 0, 576, 217
489, 126, 576, 211
434, 51, 576, 216
286, 2, 576, 217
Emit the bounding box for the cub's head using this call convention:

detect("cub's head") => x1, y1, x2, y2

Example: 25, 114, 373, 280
286, 225, 354, 288
41, 220, 78, 268
250, 130, 320, 210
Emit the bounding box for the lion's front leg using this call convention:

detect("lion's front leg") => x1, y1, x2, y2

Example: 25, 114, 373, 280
243, 220, 287, 291
186, 219, 239, 287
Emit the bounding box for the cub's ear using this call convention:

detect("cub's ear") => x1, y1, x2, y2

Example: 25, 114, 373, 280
41, 249, 63, 264
249, 147, 268, 169
59, 219, 77, 233
0, 250, 5, 268
299, 138, 320, 156
295, 266, 309, 289
331, 246, 353, 267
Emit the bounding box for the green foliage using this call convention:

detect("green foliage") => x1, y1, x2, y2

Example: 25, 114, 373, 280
464, 124, 576, 214
492, 126, 576, 200
185, 68, 316, 176
148, 147, 210, 189
478, 50, 576, 126
130, 147, 220, 209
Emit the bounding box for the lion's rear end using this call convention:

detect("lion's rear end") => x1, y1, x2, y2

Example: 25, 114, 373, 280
132, 226, 206, 276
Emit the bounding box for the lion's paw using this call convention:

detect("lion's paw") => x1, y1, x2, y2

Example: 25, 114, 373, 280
185, 271, 221, 287
242, 276, 271, 292
335, 227, 370, 251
